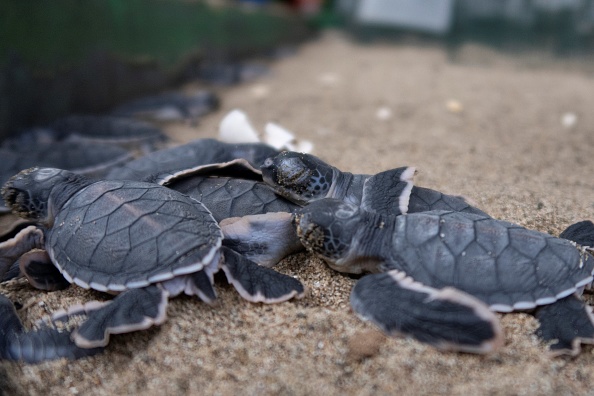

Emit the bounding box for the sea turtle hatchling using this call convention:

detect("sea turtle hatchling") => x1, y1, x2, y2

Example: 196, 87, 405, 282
149, 158, 304, 267
0, 167, 304, 363
221, 152, 489, 268
261, 151, 488, 217
106, 138, 280, 181
293, 199, 594, 355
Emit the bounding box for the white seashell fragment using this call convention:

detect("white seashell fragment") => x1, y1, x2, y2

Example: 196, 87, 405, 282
264, 122, 313, 153
219, 109, 260, 143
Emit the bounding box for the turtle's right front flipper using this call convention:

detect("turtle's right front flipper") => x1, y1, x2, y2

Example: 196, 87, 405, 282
0, 295, 101, 363
350, 270, 504, 354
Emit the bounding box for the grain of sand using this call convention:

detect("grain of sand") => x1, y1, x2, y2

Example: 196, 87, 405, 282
2, 31, 594, 395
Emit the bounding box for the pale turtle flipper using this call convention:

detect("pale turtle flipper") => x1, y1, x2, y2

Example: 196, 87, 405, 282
535, 294, 594, 356
560, 220, 594, 247
220, 247, 305, 303
221, 212, 303, 267
350, 270, 504, 354
72, 285, 168, 349
0, 295, 101, 362
0, 226, 44, 279
19, 250, 70, 291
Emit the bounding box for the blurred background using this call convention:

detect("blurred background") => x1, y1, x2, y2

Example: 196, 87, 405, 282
1, 0, 594, 141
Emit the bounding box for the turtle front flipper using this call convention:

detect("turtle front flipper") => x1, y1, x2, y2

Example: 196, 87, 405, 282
221, 212, 304, 267
350, 270, 504, 354
407, 186, 489, 217
19, 249, 70, 291
360, 167, 415, 215
0, 225, 45, 280
560, 220, 594, 247
220, 247, 305, 303
0, 295, 101, 362
68, 285, 168, 348
535, 294, 594, 356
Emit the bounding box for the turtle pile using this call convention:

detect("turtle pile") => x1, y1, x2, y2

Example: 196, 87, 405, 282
1, 117, 594, 363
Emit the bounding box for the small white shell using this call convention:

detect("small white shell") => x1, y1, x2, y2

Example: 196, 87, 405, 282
219, 109, 260, 143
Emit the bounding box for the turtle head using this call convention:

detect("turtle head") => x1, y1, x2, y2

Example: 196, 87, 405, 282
294, 199, 361, 266
261, 152, 336, 205
1, 167, 90, 225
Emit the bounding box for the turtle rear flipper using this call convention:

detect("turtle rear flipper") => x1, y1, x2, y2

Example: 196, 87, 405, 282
19, 250, 70, 291
535, 294, 594, 356
560, 220, 594, 247
220, 247, 305, 303
71, 285, 168, 349
350, 270, 504, 354
0, 295, 101, 362
221, 212, 303, 267
361, 167, 415, 215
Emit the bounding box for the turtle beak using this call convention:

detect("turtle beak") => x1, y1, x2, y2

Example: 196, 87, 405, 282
1, 170, 35, 218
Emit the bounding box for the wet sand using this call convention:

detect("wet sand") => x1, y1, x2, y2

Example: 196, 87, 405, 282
2, 31, 594, 395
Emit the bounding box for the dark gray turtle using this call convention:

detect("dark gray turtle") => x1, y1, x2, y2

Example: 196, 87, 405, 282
221, 152, 489, 268
50, 115, 167, 153
293, 198, 594, 355
151, 159, 304, 267
0, 167, 304, 363
261, 151, 488, 217
0, 142, 133, 213
106, 138, 280, 181
112, 90, 219, 123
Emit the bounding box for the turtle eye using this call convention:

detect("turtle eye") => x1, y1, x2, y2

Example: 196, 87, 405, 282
263, 158, 274, 168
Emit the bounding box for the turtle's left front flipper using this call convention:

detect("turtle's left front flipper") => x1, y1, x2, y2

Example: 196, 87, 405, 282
350, 270, 504, 354
0, 295, 102, 362
220, 247, 305, 303
535, 294, 594, 356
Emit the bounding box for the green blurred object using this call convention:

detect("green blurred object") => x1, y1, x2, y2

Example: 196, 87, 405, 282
0, 0, 312, 139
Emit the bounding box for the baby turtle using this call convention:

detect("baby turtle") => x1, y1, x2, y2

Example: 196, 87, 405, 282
112, 90, 219, 123
0, 167, 304, 362
261, 152, 488, 217
106, 138, 280, 181
222, 152, 489, 268
294, 199, 594, 355
51, 115, 167, 153
0, 142, 132, 213
152, 159, 304, 267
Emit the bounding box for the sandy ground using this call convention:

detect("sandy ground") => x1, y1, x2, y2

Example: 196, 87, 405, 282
2, 31, 594, 396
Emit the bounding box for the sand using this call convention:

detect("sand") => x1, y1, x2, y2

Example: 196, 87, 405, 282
2, 31, 594, 396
